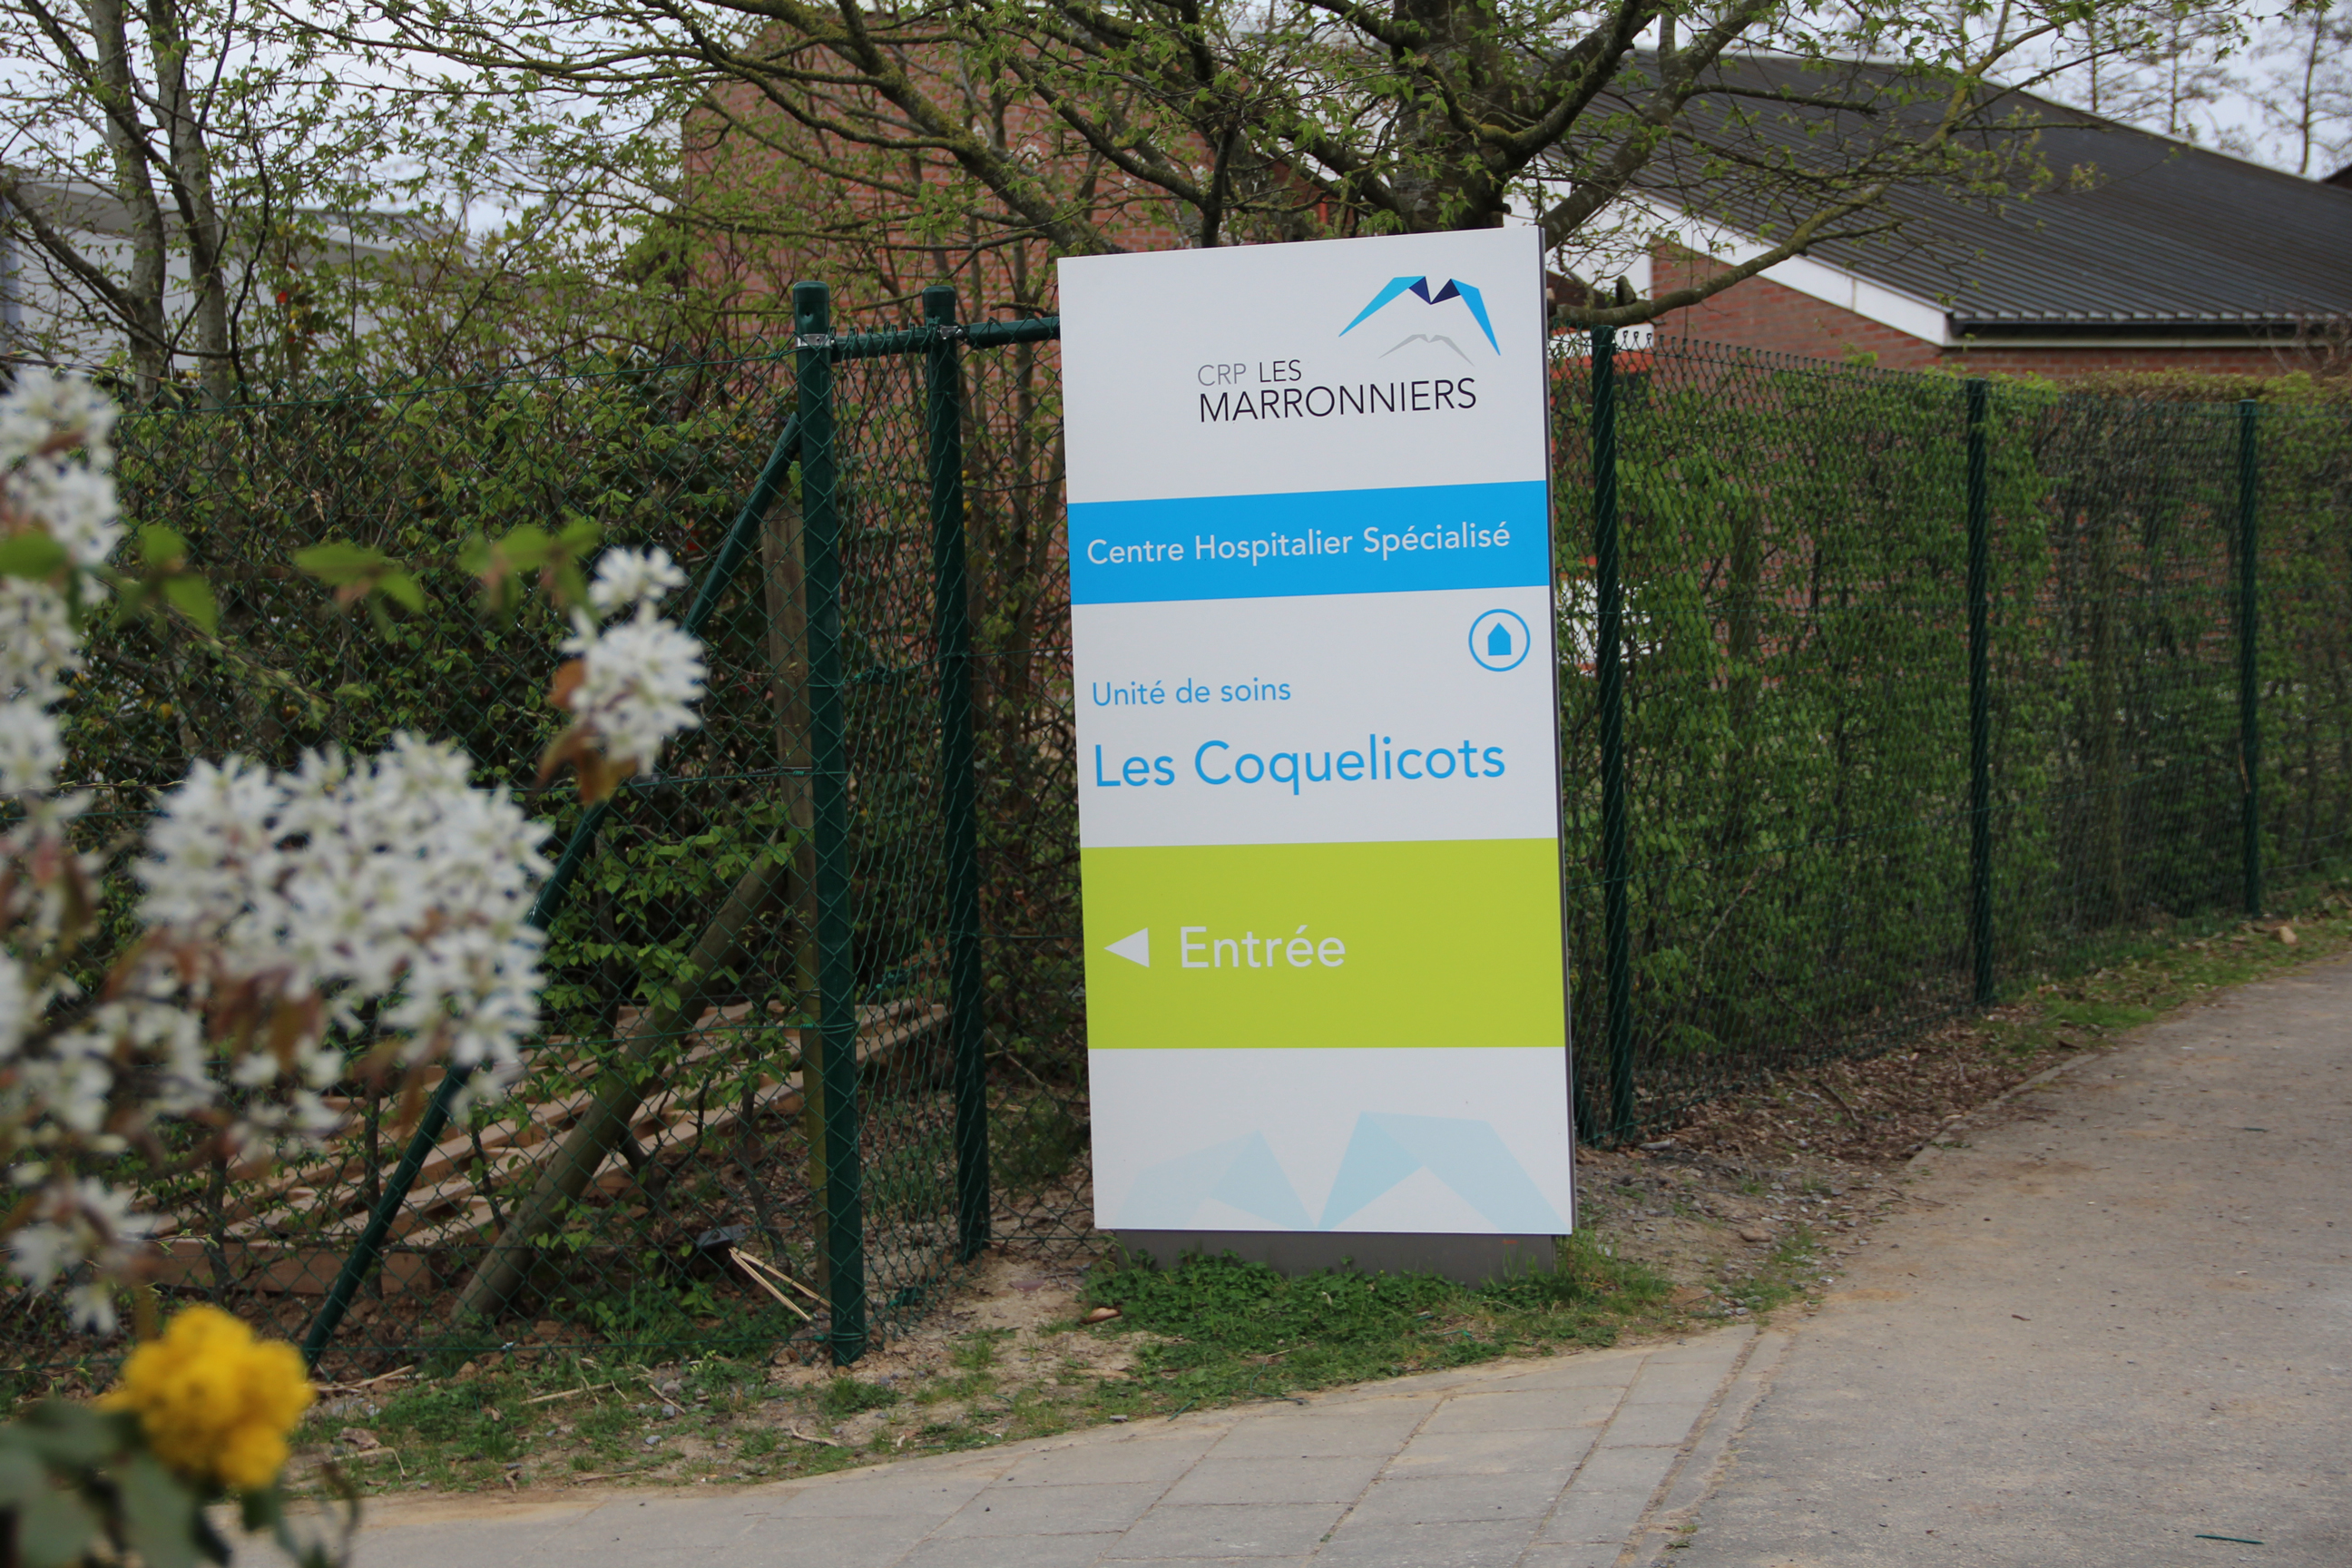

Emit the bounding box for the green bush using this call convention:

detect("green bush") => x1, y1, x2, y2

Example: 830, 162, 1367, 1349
1552, 343, 2352, 1134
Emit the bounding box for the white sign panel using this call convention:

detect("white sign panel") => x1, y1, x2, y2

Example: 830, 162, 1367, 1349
1059, 229, 1574, 1237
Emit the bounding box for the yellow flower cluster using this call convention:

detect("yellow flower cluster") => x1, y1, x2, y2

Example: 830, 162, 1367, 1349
101, 1305, 315, 1492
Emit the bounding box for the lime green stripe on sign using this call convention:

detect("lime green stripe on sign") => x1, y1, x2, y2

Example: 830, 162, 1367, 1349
1081, 839, 1566, 1050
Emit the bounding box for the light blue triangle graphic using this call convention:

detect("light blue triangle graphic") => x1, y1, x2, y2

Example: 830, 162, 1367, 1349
1318, 1113, 1564, 1232
1105, 927, 1150, 967
1115, 1132, 1313, 1230
1446, 280, 1499, 354
1315, 1117, 1420, 1230
1340, 277, 1426, 337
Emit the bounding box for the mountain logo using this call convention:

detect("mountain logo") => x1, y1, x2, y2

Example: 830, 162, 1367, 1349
1339, 276, 1499, 354
1380, 333, 1471, 365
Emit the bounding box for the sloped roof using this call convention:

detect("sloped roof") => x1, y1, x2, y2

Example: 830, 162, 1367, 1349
1656, 54, 2352, 334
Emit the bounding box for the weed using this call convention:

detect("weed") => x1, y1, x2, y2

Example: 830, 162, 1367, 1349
951, 1328, 1012, 1371
819, 1376, 900, 1420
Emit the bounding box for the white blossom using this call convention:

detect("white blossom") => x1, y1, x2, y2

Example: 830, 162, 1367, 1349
562, 606, 707, 774
137, 735, 554, 1104
554, 545, 706, 776
0, 371, 115, 469
10, 458, 121, 572
0, 577, 82, 710
0, 956, 26, 1059
0, 704, 62, 796
7, 1178, 152, 1334
586, 545, 688, 615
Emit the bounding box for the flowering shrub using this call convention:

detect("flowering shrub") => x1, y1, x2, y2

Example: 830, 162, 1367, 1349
0, 369, 711, 1562
0, 368, 707, 1333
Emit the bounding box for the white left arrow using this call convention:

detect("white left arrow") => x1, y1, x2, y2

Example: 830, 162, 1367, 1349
1103, 927, 1150, 968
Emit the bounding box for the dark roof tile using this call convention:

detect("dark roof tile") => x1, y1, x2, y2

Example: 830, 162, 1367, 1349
1652, 55, 2352, 331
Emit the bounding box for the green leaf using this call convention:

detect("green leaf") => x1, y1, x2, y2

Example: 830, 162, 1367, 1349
292, 541, 397, 584
240, 1483, 282, 1534
117, 1452, 203, 1568
0, 1446, 48, 1512
0, 1428, 104, 1568
491, 526, 554, 572
377, 569, 426, 612
15, 1402, 132, 1468
0, 532, 69, 579
12, 1486, 103, 1568
138, 524, 189, 569
551, 560, 589, 610
107, 577, 154, 622
161, 573, 220, 633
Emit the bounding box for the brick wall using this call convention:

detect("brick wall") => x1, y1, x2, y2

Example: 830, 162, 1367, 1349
1651, 247, 2286, 377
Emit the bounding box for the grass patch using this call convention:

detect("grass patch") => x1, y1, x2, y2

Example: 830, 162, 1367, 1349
951, 1328, 1013, 1370
1713, 1228, 1823, 1318
818, 1376, 900, 1420
1997, 899, 2351, 1058
1076, 1236, 1679, 1406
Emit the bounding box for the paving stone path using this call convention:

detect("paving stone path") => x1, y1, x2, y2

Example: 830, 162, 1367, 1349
324, 1325, 1772, 1568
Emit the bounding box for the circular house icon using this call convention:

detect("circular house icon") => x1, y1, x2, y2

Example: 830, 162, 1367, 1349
1468, 609, 1532, 672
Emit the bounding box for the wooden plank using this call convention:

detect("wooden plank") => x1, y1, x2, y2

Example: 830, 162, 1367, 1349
186, 1000, 946, 1264
151, 1239, 436, 1298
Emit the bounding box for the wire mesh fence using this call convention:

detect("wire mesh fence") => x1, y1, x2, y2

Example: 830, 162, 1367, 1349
13, 304, 2348, 1380
1555, 330, 2352, 1140
28, 296, 1091, 1383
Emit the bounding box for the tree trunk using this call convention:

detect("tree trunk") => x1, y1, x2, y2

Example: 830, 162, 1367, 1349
84, 0, 172, 394
145, 0, 234, 401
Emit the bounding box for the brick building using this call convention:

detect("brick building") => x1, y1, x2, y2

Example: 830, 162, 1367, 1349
1632, 67, 2352, 377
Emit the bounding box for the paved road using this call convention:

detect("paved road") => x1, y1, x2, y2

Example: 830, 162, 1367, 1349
310, 1329, 1769, 1568
1658, 956, 2352, 1567
303, 956, 2349, 1568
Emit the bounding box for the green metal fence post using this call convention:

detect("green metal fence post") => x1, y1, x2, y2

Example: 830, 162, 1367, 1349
1965, 379, 1994, 1006
925, 285, 990, 1262
2237, 397, 2262, 918
1591, 327, 1635, 1141
794, 280, 867, 1363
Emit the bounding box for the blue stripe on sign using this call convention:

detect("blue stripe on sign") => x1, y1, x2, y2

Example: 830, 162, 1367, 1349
1069, 482, 1551, 604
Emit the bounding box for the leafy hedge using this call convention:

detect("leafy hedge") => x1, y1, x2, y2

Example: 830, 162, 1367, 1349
1550, 343, 2352, 1134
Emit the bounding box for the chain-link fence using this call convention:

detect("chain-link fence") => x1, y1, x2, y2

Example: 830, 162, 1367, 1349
15, 305, 2348, 1378
1557, 330, 2352, 1141
26, 286, 1088, 1382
